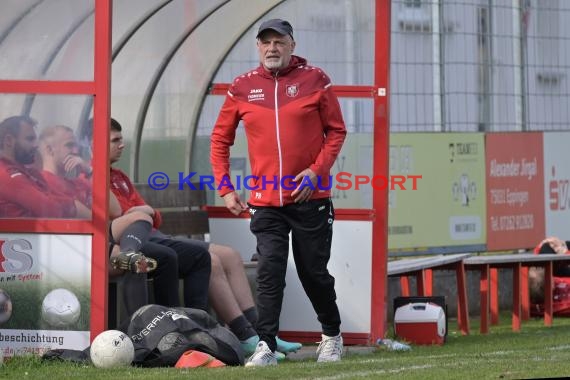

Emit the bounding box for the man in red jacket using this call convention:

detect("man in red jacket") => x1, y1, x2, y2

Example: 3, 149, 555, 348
37, 123, 157, 325
0, 115, 89, 218
38, 125, 92, 208
211, 19, 347, 366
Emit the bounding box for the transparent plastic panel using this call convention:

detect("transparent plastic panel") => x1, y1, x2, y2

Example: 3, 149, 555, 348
0, 0, 94, 81
195, 95, 372, 208
112, 0, 226, 179
213, 0, 375, 86
192, 95, 225, 190
0, 1, 40, 34
0, 95, 93, 219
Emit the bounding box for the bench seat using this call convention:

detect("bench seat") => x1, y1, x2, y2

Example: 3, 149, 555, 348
464, 253, 570, 333
387, 253, 472, 335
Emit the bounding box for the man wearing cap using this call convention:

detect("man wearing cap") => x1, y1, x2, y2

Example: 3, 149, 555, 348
211, 19, 347, 366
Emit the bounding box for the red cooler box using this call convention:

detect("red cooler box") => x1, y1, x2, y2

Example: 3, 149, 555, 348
394, 302, 446, 345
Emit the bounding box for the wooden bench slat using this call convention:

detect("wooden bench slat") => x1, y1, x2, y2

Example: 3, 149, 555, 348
159, 210, 209, 236
133, 183, 206, 208
388, 253, 471, 276
132, 182, 210, 237
464, 253, 570, 266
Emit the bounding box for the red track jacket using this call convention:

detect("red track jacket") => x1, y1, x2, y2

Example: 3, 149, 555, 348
42, 170, 92, 208
110, 167, 162, 229
0, 158, 76, 218
210, 55, 347, 207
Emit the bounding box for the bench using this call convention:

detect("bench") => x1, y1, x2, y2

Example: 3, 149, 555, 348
464, 253, 570, 333
133, 182, 210, 239
108, 182, 211, 328
387, 253, 472, 335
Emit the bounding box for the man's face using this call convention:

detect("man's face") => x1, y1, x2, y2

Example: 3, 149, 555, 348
109, 130, 124, 164
257, 31, 295, 71
14, 122, 38, 165
53, 129, 79, 168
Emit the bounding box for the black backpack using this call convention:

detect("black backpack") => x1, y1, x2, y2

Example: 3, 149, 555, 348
127, 304, 244, 366
42, 304, 244, 367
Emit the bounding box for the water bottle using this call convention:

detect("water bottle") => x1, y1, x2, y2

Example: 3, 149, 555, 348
377, 338, 411, 351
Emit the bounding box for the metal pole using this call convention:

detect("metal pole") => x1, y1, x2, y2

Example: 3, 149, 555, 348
512, 0, 525, 131
432, 0, 443, 131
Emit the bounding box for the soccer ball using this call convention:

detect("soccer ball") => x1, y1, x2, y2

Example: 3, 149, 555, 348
0, 289, 13, 324
41, 288, 81, 327
90, 330, 135, 368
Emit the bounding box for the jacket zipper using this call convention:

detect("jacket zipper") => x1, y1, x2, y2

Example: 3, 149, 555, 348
273, 73, 283, 206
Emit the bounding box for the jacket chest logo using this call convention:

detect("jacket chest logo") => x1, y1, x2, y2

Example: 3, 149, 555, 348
248, 88, 265, 102
286, 84, 299, 97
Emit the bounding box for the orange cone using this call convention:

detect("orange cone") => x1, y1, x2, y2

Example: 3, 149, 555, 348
175, 350, 226, 368
205, 358, 226, 368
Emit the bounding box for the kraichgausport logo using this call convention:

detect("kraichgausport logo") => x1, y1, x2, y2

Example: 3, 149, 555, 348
146, 172, 422, 192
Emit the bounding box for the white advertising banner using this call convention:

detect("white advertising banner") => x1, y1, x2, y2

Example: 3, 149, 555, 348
0, 234, 91, 357
209, 216, 372, 335
280, 220, 372, 334
543, 132, 570, 238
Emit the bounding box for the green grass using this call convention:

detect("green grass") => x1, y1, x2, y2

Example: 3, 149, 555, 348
2, 314, 570, 379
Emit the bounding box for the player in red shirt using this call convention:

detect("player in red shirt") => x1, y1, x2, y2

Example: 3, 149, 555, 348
0, 115, 89, 218
109, 118, 301, 356
108, 120, 211, 311
37, 123, 158, 326
38, 125, 92, 207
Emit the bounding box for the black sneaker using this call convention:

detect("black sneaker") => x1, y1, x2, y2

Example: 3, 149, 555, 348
110, 251, 157, 273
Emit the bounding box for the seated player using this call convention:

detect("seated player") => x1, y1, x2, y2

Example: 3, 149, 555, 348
108, 118, 301, 356
0, 115, 89, 218
38, 125, 92, 206
529, 236, 570, 304
38, 123, 156, 325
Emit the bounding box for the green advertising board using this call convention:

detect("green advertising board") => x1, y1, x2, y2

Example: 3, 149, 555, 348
388, 133, 486, 251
